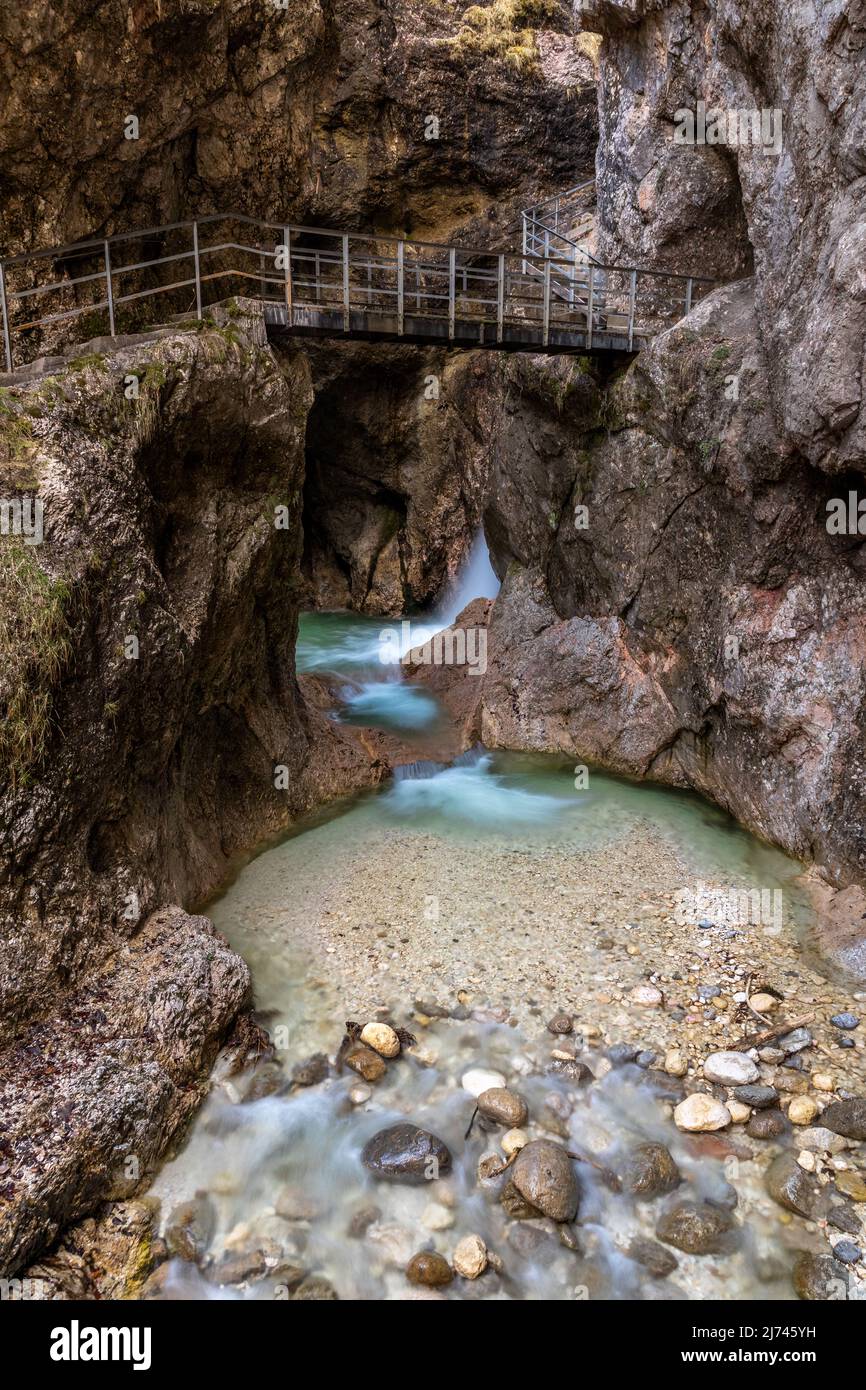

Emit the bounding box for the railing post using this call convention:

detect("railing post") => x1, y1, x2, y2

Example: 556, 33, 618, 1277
314, 250, 321, 304
542, 257, 551, 348
496, 253, 505, 344
0, 262, 12, 372
572, 242, 579, 308
397, 240, 404, 336
342, 234, 350, 332
522, 213, 527, 271
685, 276, 693, 315
448, 248, 455, 341
104, 240, 116, 336
587, 265, 594, 350
283, 226, 293, 320
192, 221, 203, 319
627, 268, 637, 351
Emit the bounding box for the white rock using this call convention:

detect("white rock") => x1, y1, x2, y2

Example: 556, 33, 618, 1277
674, 1093, 732, 1132
664, 1048, 689, 1077
630, 985, 663, 1008
812, 1073, 835, 1092
788, 1096, 820, 1125
422, 1202, 455, 1232
366, 1222, 416, 1267
360, 1022, 401, 1058
728, 1100, 752, 1124
797, 1126, 849, 1155
501, 1128, 528, 1157
797, 1150, 817, 1172
453, 1234, 487, 1280
349, 1084, 372, 1105
750, 992, 779, 1013
703, 1051, 759, 1086
461, 1067, 507, 1097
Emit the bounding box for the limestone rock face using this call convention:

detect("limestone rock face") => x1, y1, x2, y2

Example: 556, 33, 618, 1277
582, 0, 866, 475
479, 280, 866, 938
299, 342, 493, 614
0, 0, 595, 260
0, 907, 250, 1276
0, 305, 386, 1031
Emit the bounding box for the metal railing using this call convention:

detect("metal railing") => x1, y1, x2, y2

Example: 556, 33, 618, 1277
0, 212, 719, 369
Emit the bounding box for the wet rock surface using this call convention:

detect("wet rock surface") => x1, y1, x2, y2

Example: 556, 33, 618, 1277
510, 1141, 580, 1223
362, 1124, 453, 1185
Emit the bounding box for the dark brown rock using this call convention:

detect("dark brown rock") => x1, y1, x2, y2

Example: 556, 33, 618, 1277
627, 1236, 679, 1279
792, 1252, 849, 1301
476, 1087, 528, 1128
621, 1143, 682, 1200
406, 1251, 453, 1287
361, 1123, 452, 1184
345, 1044, 386, 1083
746, 1110, 789, 1141
511, 1140, 579, 1223
764, 1152, 815, 1217
822, 1099, 866, 1142
656, 1201, 737, 1256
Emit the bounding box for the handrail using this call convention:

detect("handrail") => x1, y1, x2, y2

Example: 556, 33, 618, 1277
0, 212, 720, 372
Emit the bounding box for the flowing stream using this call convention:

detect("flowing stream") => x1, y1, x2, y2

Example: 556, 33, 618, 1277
146, 536, 858, 1302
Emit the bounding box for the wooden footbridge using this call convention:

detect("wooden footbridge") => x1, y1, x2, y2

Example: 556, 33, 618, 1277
0, 198, 718, 372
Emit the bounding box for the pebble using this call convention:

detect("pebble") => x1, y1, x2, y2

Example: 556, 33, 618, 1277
362, 1124, 452, 1184
453, 1234, 487, 1279
759, 1047, 785, 1064
510, 1140, 580, 1222
360, 1022, 401, 1058
788, 1096, 820, 1125
733, 1085, 778, 1109
345, 1044, 386, 1083
656, 1201, 736, 1255
813, 1074, 835, 1093
746, 1109, 788, 1140
547, 1013, 574, 1034
750, 992, 778, 1012
461, 1067, 506, 1097
822, 1098, 866, 1141
830, 1013, 859, 1030
502, 1128, 528, 1157
778, 1026, 812, 1054
797, 1126, 848, 1154
622, 1143, 681, 1199
664, 1048, 688, 1077
547, 1057, 593, 1085
630, 985, 663, 1008
422, 1203, 454, 1232
792, 1252, 849, 1301
834, 1172, 866, 1202
627, 1236, 679, 1279
764, 1151, 814, 1216
703, 1051, 759, 1086
727, 1100, 751, 1124
831, 1240, 862, 1265
477, 1087, 528, 1127
608, 1043, 640, 1066
349, 1084, 372, 1105
674, 1094, 731, 1132
406, 1251, 453, 1287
